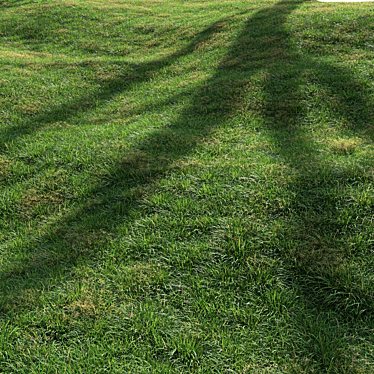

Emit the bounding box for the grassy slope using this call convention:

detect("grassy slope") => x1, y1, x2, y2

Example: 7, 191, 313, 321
1, 0, 374, 372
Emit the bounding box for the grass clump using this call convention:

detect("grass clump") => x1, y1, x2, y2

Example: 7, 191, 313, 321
1, 0, 374, 373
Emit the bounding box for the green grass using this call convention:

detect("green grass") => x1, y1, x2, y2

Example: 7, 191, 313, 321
1, 0, 374, 372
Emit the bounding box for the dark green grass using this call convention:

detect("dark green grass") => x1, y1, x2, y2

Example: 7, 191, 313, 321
1, 0, 374, 372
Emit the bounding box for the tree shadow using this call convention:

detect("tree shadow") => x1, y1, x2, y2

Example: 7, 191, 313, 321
0, 14, 241, 149
253, 0, 374, 307
223, 1, 374, 371
1, 0, 374, 372
1, 0, 33, 8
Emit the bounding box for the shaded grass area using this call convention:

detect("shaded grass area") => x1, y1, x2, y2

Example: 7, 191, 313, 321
1, 0, 374, 372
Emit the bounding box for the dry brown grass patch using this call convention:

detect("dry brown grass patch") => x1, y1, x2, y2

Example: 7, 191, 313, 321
292, 245, 344, 269
0, 159, 10, 180
68, 291, 99, 317
0, 49, 68, 60
20, 189, 64, 217
63, 230, 103, 252
16, 101, 43, 115
330, 138, 361, 155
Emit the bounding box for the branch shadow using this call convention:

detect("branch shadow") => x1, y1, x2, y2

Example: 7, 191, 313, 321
0, 15, 239, 149
223, 1, 374, 371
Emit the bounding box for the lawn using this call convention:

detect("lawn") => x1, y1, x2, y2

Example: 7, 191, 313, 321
1, 0, 374, 372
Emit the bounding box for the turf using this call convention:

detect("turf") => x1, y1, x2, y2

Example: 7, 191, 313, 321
1, 0, 374, 372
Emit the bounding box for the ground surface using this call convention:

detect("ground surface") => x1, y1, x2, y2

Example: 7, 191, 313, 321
1, 0, 374, 372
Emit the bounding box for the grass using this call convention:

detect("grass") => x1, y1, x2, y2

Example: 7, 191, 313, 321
1, 0, 374, 372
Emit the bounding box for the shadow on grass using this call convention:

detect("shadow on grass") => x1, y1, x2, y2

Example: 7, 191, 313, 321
0, 15, 238, 149
220, 1, 374, 371
1, 0, 374, 372
1, 0, 33, 8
